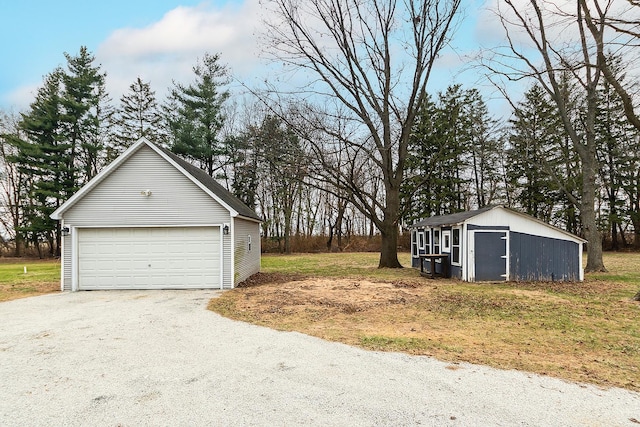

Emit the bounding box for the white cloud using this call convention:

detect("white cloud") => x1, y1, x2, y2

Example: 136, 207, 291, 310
5, 83, 40, 110
97, 0, 266, 104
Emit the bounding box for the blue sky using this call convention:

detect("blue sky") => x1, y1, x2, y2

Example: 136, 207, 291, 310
0, 0, 501, 114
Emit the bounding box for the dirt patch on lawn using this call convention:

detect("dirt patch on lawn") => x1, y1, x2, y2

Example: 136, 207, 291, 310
209, 274, 640, 392
0, 281, 60, 302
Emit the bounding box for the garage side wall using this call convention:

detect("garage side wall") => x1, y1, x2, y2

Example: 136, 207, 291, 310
62, 233, 72, 291
509, 232, 581, 281
233, 218, 261, 285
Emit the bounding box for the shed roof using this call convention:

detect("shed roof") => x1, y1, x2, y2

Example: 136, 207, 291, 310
410, 205, 586, 243
51, 138, 261, 222
411, 206, 495, 228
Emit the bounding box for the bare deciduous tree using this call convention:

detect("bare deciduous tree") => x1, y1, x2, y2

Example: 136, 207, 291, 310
578, 0, 640, 131
261, 0, 462, 267
486, 0, 609, 272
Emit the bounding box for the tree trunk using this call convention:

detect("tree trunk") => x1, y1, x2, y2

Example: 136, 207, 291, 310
378, 189, 402, 268
379, 224, 402, 268
582, 159, 607, 272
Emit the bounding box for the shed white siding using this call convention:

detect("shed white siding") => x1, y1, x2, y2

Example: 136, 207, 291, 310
470, 208, 583, 243
63, 145, 231, 226
233, 217, 261, 285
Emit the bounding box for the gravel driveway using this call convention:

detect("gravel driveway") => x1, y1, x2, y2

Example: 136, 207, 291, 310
1, 290, 638, 426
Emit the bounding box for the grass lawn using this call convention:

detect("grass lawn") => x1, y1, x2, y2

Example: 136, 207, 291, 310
209, 251, 640, 392
0, 259, 60, 302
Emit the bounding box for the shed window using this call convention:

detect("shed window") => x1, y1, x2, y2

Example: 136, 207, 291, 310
412, 230, 418, 256
248, 235, 252, 252
433, 229, 440, 254
418, 231, 425, 251
452, 228, 461, 265
442, 230, 451, 252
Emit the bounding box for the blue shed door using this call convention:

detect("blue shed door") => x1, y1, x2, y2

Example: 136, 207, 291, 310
474, 231, 507, 281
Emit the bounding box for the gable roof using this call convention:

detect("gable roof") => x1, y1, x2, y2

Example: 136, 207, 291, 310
51, 138, 261, 222
411, 206, 495, 228
411, 205, 586, 243
156, 145, 261, 221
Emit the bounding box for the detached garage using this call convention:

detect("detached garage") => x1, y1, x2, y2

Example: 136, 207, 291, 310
51, 138, 262, 291
410, 206, 586, 282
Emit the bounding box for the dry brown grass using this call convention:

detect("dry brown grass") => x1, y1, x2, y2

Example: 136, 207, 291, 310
0, 260, 60, 302
209, 252, 640, 392
0, 281, 60, 302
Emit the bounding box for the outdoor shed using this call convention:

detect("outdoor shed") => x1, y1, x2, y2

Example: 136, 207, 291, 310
410, 206, 586, 282
51, 138, 262, 291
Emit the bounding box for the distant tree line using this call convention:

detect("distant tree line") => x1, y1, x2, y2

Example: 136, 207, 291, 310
1, 1, 639, 270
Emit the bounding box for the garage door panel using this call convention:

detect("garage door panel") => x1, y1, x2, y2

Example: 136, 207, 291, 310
78, 227, 220, 290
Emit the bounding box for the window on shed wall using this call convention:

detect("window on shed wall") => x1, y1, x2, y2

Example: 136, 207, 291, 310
248, 235, 252, 252
452, 228, 461, 265
418, 231, 425, 251
442, 230, 451, 252
425, 229, 430, 252
412, 230, 418, 256
433, 229, 440, 254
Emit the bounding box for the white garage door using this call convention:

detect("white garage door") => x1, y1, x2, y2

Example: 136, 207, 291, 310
78, 227, 221, 290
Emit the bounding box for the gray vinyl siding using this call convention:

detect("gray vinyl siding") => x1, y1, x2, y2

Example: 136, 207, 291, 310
62, 233, 71, 291
62, 145, 235, 289
63, 145, 231, 226
509, 232, 580, 281
233, 218, 261, 285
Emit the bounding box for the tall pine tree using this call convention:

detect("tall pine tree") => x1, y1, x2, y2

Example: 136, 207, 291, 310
7, 47, 108, 256
166, 53, 229, 176
112, 77, 162, 158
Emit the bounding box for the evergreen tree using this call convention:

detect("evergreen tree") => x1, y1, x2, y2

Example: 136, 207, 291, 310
226, 133, 259, 209
61, 46, 110, 183
5, 47, 109, 256
506, 85, 562, 223
594, 56, 638, 249
402, 85, 476, 223
464, 89, 503, 208
8, 70, 69, 256
112, 77, 162, 158
166, 53, 229, 176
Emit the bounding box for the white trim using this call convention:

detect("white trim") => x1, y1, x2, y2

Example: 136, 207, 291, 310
442, 230, 451, 253
60, 221, 65, 291
451, 227, 461, 267
468, 230, 508, 282
467, 230, 475, 282
230, 218, 235, 288
503, 233, 510, 280
219, 224, 225, 290
69, 223, 220, 229
579, 242, 585, 281
71, 224, 224, 291
71, 226, 78, 291
418, 231, 425, 251
461, 224, 468, 280
433, 228, 441, 257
